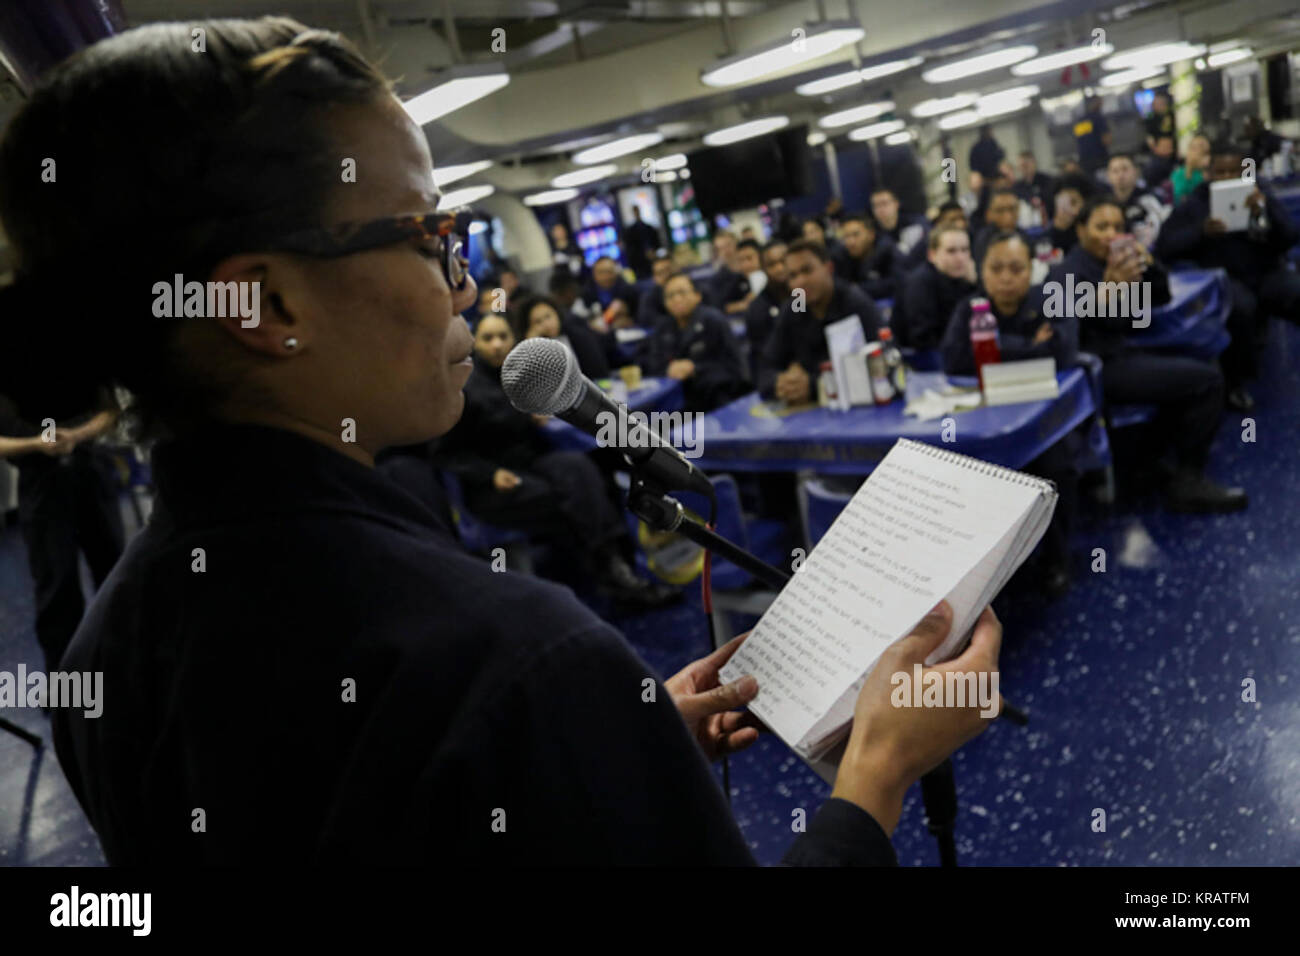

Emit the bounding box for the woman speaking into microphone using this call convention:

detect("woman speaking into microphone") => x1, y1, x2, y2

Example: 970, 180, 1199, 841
0, 16, 1001, 865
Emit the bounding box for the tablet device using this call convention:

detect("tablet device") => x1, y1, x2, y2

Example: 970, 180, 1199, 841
1210, 180, 1254, 232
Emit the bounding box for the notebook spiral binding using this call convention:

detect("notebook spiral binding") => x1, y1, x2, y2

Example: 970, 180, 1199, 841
897, 439, 1058, 494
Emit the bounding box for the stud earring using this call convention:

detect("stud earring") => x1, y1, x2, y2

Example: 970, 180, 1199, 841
284, 337, 299, 350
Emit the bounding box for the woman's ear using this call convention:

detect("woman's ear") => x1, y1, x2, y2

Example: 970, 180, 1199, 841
205, 253, 308, 358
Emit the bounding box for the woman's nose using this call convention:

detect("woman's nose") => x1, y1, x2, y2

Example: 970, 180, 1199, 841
451, 274, 479, 315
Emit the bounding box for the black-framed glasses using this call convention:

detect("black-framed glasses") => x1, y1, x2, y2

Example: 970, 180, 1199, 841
262, 209, 474, 291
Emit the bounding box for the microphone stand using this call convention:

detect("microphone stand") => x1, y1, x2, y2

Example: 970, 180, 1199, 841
624, 468, 1029, 867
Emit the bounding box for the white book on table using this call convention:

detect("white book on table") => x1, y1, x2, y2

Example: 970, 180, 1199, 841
719, 438, 1057, 784
982, 357, 1059, 407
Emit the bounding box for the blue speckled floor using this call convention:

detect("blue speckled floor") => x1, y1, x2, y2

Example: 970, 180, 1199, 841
3, 319, 1298, 866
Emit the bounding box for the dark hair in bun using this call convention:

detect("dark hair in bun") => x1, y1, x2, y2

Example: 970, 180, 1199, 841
0, 17, 391, 431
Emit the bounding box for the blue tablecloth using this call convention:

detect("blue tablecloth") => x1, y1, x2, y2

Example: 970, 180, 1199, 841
540, 376, 684, 452
1128, 268, 1230, 358
685, 367, 1094, 475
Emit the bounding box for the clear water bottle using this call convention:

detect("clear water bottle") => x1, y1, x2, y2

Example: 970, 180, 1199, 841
878, 327, 905, 397
968, 297, 1001, 390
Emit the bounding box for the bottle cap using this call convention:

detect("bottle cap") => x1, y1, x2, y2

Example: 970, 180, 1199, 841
878, 327, 894, 341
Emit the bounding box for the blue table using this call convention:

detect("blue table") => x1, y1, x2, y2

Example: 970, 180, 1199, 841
1129, 268, 1230, 358
540, 376, 684, 452
685, 367, 1094, 475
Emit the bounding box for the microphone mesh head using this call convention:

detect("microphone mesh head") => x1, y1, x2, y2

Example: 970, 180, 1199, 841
500, 337, 584, 414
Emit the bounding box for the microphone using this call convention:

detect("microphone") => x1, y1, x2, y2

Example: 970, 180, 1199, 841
501, 337, 714, 498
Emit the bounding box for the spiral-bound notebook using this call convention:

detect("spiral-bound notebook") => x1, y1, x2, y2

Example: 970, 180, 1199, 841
718, 438, 1057, 780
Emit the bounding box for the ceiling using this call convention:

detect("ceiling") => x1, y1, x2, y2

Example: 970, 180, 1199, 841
6, 0, 1300, 212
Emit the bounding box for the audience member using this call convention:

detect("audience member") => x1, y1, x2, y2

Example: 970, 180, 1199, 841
1155, 140, 1300, 409
757, 239, 882, 401
969, 124, 1005, 178
1074, 95, 1111, 175
514, 293, 620, 380
1107, 153, 1168, 248
941, 231, 1078, 595
1171, 133, 1210, 204
744, 240, 790, 376
434, 314, 679, 607
637, 254, 674, 326
643, 273, 749, 412
893, 225, 977, 350
1049, 196, 1246, 513
832, 214, 903, 299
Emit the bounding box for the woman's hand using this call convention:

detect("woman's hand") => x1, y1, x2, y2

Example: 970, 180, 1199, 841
492, 468, 521, 492
832, 601, 1002, 835
665, 632, 764, 761
1032, 322, 1054, 345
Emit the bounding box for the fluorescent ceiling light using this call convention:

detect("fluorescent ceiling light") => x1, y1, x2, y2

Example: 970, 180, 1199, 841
654, 153, 688, 171
819, 100, 895, 129
679, 169, 691, 179
702, 116, 789, 146
978, 85, 1039, 108
1102, 42, 1206, 71
1207, 48, 1252, 68
1012, 44, 1114, 76
1040, 90, 1085, 110
433, 160, 493, 188
938, 97, 1032, 129
701, 21, 865, 87
795, 56, 924, 95
467, 220, 488, 236
657, 170, 679, 183
1142, 76, 1169, 89
437, 184, 494, 210
807, 131, 828, 146
1100, 66, 1164, 88
937, 110, 981, 130
403, 67, 511, 126
523, 188, 579, 207
912, 93, 977, 117
797, 70, 864, 96
975, 98, 1032, 120
859, 56, 925, 83
922, 45, 1037, 83
1195, 58, 1207, 70
573, 132, 665, 165
847, 119, 906, 141
551, 164, 619, 188
884, 130, 914, 145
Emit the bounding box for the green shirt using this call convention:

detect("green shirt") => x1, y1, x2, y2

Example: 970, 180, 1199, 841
1171, 166, 1204, 204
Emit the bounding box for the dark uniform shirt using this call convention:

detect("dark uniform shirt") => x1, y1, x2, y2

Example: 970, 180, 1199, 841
432, 354, 550, 497
707, 266, 750, 311
893, 262, 976, 351
940, 288, 1077, 376
643, 305, 747, 412
1155, 181, 1297, 287
744, 284, 788, 358
52, 422, 897, 865
831, 235, 903, 299
758, 280, 882, 398
1074, 110, 1110, 172
1047, 244, 1171, 359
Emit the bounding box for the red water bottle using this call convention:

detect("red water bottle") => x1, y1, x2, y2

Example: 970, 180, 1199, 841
969, 297, 1001, 390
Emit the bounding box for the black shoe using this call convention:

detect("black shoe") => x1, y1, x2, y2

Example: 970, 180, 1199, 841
598, 555, 683, 609
1165, 471, 1248, 513
1225, 387, 1255, 412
